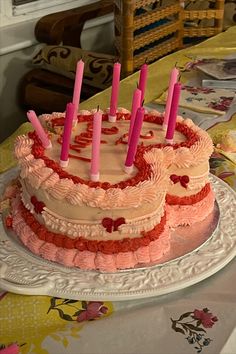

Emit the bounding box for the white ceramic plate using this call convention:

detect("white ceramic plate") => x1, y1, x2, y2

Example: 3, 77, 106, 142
0, 171, 236, 301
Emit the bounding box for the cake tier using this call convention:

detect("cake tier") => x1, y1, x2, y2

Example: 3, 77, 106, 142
11, 108, 215, 272
11, 196, 170, 272
166, 183, 215, 227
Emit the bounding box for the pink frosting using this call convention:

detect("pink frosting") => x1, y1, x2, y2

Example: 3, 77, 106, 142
94, 253, 117, 272
26, 234, 45, 253
39, 242, 58, 261
135, 246, 151, 263
10, 200, 170, 272
149, 226, 170, 262
115, 252, 137, 270
15, 111, 213, 212
56, 249, 78, 267
166, 188, 215, 227
73, 251, 96, 270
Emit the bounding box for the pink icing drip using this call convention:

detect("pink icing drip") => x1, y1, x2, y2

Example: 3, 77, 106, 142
27, 234, 45, 253
17, 224, 31, 245
166, 188, 215, 227
56, 249, 78, 267
10, 197, 171, 271
134, 246, 151, 263
115, 252, 137, 270
12, 214, 23, 229
73, 251, 96, 270
149, 226, 170, 262
94, 253, 117, 272
39, 242, 58, 261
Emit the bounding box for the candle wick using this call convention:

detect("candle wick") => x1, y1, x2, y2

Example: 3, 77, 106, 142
97, 105, 100, 112
145, 58, 148, 64
175, 61, 178, 68
178, 74, 182, 82
141, 99, 145, 106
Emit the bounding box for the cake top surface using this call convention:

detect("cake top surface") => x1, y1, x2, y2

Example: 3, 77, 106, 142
14, 109, 213, 209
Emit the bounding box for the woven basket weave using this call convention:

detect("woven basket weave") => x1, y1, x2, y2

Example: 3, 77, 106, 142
114, 0, 182, 76
182, 0, 225, 39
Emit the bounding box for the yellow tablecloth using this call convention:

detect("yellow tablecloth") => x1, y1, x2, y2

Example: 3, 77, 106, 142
1, 27, 236, 354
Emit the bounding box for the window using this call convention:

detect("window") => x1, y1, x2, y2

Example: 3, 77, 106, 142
12, 0, 37, 5
0, 0, 97, 27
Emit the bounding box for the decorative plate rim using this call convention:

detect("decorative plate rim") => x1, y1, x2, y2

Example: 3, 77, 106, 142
0, 170, 236, 301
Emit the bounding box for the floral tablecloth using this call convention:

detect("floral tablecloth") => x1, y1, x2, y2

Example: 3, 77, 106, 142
1, 27, 236, 354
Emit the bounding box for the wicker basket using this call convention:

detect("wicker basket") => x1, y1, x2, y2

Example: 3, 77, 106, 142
114, 0, 182, 76
182, 0, 225, 41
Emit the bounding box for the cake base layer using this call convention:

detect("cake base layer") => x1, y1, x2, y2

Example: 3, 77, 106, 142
11, 197, 170, 272
166, 185, 215, 227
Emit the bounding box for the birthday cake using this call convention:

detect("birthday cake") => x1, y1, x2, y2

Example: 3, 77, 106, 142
7, 108, 215, 272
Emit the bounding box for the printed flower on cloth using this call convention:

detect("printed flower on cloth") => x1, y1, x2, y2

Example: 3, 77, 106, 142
171, 308, 218, 353
0, 293, 113, 354
155, 85, 236, 115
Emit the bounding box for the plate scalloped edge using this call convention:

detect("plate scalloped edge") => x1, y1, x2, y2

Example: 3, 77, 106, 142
0, 173, 236, 301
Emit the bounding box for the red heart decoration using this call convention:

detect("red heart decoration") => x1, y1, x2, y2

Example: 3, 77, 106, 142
102, 218, 113, 233
102, 217, 126, 233
180, 175, 190, 188
31, 196, 45, 214
170, 174, 179, 184
113, 217, 126, 231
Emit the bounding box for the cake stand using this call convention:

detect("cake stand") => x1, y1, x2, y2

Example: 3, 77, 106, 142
0, 169, 236, 301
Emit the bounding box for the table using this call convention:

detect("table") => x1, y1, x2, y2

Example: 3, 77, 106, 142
1, 26, 236, 354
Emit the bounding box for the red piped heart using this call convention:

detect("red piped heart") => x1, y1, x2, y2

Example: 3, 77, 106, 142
180, 175, 190, 188
170, 174, 190, 189
102, 217, 126, 233
113, 217, 126, 231
102, 218, 113, 233
170, 174, 179, 184
31, 196, 45, 214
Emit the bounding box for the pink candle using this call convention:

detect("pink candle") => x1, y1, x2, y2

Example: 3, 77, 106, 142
125, 106, 145, 173
163, 67, 179, 130
138, 62, 148, 103
128, 88, 142, 146
165, 82, 182, 144
109, 62, 121, 122
60, 102, 75, 167
27, 110, 51, 149
72, 59, 84, 123
90, 110, 102, 181
0, 343, 19, 354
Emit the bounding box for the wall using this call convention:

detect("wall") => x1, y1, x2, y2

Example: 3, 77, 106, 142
0, 10, 114, 143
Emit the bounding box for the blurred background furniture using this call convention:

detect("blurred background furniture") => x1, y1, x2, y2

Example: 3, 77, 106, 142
114, 0, 182, 76
20, 0, 184, 114
224, 0, 236, 29
20, 0, 227, 114
20, 0, 115, 114
182, 0, 225, 45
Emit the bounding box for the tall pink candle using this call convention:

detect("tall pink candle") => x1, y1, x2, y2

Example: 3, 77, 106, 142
27, 110, 51, 149
165, 82, 182, 144
0, 343, 19, 354
109, 62, 121, 122
72, 59, 84, 122
163, 67, 179, 130
128, 88, 142, 146
90, 110, 102, 181
60, 102, 75, 167
138, 63, 148, 103
125, 106, 145, 173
